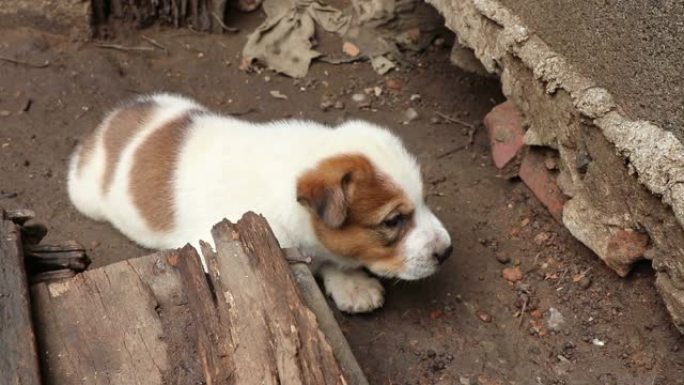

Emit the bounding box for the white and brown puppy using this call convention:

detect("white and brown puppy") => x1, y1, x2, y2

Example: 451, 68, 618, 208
67, 93, 452, 313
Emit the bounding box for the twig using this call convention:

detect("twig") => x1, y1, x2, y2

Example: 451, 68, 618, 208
0, 56, 50, 68
212, 12, 239, 33
518, 295, 529, 327
94, 43, 155, 52
227, 107, 258, 116
436, 111, 475, 129
141, 35, 168, 52
435, 144, 467, 159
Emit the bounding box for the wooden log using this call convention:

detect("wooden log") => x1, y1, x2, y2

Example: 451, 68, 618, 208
32, 212, 348, 385
91, 0, 232, 34
0, 209, 42, 385
206, 213, 346, 385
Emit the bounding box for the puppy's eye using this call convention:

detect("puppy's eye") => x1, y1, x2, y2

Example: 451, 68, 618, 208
383, 214, 404, 228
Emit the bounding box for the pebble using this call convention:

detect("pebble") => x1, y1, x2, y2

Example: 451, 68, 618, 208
430, 116, 441, 124
426, 349, 436, 358
578, 276, 592, 289
269, 90, 288, 100
342, 41, 360, 57
386, 78, 402, 90
546, 307, 565, 331
410, 93, 422, 102
534, 231, 551, 245
495, 253, 511, 264
404, 107, 419, 122
476, 310, 492, 323
544, 157, 558, 170
320, 99, 334, 111
502, 266, 523, 282
333, 100, 345, 110
352, 93, 367, 103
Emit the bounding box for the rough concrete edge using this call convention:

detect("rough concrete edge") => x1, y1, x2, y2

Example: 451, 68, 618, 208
428, 0, 684, 230
290, 263, 370, 385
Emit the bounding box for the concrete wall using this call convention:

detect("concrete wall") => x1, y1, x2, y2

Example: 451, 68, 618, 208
427, 0, 684, 333
499, 0, 684, 143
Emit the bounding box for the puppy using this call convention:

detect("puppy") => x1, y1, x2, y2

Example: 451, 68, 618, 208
67, 93, 452, 313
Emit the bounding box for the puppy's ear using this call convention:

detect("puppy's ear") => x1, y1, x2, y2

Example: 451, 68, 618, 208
297, 169, 353, 229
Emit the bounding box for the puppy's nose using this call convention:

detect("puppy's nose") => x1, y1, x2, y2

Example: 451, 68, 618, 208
434, 244, 453, 264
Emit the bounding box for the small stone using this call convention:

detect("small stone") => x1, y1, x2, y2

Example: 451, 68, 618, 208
404, 107, 419, 122
426, 349, 436, 358
430, 116, 441, 124
476, 310, 492, 323
544, 157, 558, 170
495, 253, 511, 264
373, 86, 383, 97
386, 78, 402, 90
502, 266, 523, 282
546, 307, 565, 331
269, 90, 288, 100
352, 93, 366, 102
0, 110, 11, 117
530, 309, 543, 319
578, 276, 592, 289
320, 98, 334, 111
534, 232, 551, 245
592, 338, 606, 347
433, 37, 446, 47
333, 101, 345, 110
342, 41, 360, 57
410, 93, 422, 102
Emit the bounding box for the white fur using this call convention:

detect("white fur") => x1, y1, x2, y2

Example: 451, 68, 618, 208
67, 93, 452, 313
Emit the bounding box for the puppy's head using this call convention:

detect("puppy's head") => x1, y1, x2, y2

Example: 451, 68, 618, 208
297, 126, 452, 280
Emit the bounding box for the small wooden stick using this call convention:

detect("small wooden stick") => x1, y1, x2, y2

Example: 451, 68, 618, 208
0, 56, 50, 68
141, 35, 168, 52
212, 12, 239, 33
436, 111, 476, 129
435, 144, 467, 159
94, 43, 155, 52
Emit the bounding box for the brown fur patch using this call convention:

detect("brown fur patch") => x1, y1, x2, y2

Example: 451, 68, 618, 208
100, 101, 156, 192
129, 110, 199, 232
297, 154, 414, 274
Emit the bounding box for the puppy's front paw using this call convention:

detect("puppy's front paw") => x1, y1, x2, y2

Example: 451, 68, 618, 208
323, 269, 385, 313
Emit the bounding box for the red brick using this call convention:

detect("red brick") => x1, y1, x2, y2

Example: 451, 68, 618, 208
519, 151, 566, 222
605, 229, 650, 276
484, 101, 525, 169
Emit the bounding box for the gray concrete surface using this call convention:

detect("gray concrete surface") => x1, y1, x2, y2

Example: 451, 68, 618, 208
498, 0, 684, 142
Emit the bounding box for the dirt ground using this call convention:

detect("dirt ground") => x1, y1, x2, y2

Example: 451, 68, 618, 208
1, 10, 683, 385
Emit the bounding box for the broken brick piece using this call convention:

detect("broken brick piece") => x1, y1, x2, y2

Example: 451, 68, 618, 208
484, 101, 525, 169
605, 229, 650, 276
519, 150, 566, 222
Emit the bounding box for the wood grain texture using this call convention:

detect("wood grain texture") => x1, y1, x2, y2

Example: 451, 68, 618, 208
0, 210, 41, 385
33, 212, 347, 385
208, 213, 346, 385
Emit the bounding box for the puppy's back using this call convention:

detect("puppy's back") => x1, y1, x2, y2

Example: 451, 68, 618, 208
67, 94, 205, 247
